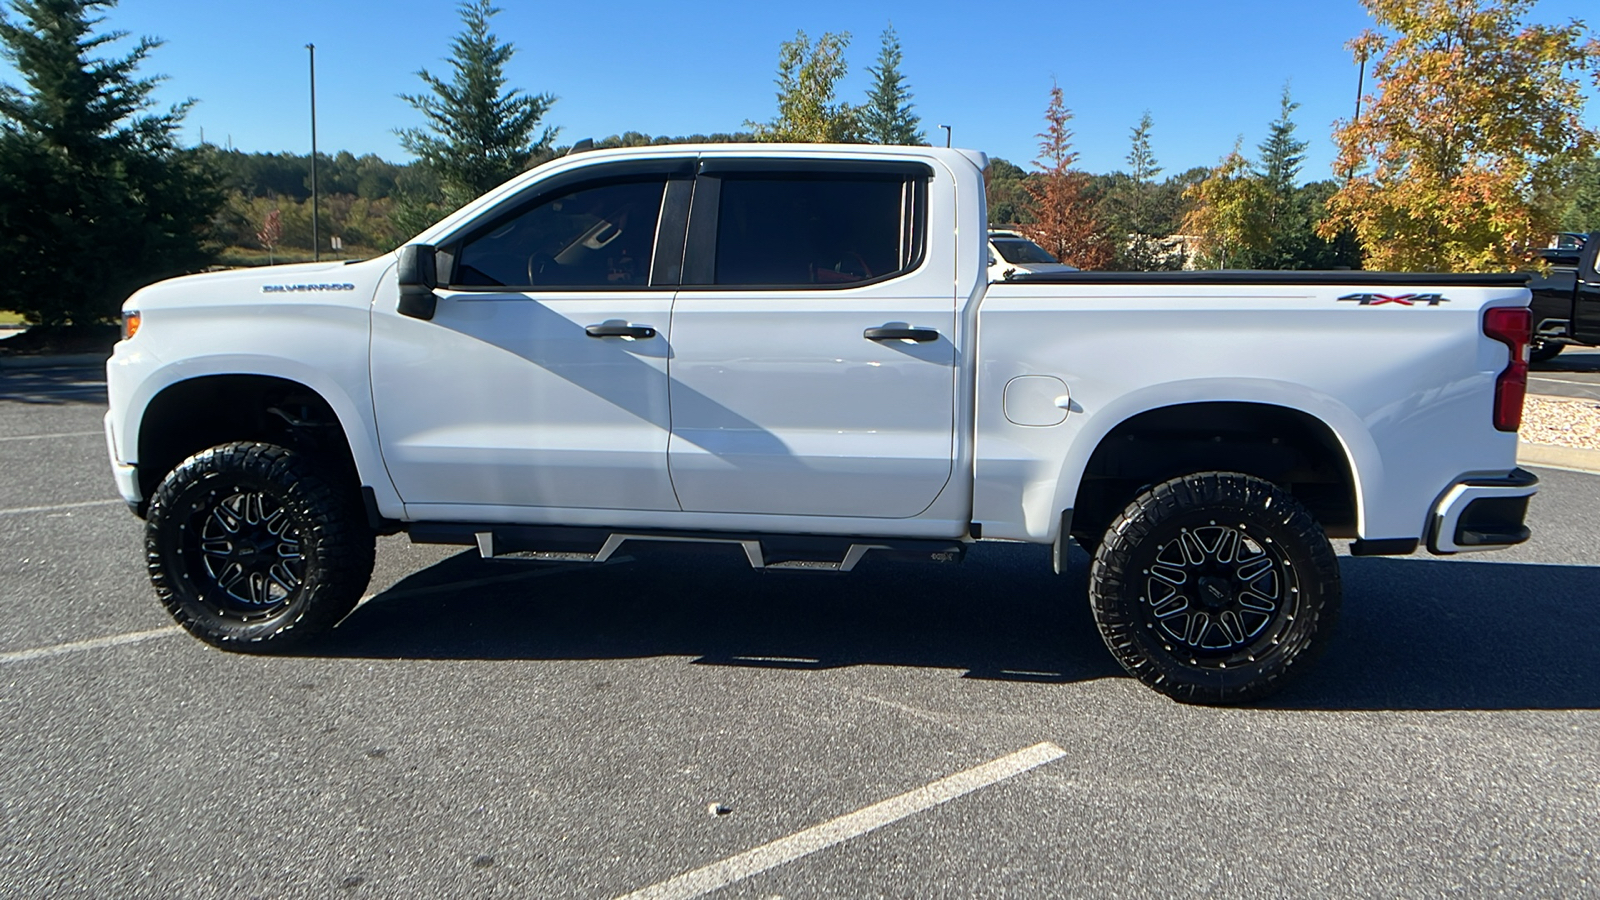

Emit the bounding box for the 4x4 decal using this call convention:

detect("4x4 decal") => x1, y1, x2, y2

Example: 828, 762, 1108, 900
1337, 292, 1449, 306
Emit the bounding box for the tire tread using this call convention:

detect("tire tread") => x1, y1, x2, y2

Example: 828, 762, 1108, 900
145, 441, 374, 651
1088, 471, 1341, 705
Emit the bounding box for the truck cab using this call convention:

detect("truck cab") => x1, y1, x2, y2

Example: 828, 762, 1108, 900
1528, 230, 1600, 361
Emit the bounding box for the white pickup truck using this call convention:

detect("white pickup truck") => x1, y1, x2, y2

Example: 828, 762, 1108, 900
106, 144, 1538, 704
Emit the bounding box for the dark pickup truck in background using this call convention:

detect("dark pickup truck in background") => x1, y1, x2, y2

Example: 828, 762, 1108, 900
1529, 231, 1600, 362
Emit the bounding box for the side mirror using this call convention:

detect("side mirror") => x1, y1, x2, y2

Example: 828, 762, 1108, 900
396, 244, 438, 320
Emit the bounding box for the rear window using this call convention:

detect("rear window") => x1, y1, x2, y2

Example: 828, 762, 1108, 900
991, 237, 1059, 265
712, 175, 920, 287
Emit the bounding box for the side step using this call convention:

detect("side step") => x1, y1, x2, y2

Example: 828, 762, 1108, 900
408, 523, 965, 573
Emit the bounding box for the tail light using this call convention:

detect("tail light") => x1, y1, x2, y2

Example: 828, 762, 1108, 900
1483, 306, 1530, 432
121, 310, 141, 341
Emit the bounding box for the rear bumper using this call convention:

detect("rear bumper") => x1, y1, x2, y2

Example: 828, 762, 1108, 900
1426, 468, 1538, 554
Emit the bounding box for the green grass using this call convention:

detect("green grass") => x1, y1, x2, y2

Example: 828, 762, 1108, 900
0, 311, 24, 326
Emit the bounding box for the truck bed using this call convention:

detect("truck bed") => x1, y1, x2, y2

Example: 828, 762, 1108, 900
1007, 270, 1531, 287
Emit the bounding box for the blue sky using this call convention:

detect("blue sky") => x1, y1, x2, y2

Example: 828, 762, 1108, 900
7, 0, 1600, 181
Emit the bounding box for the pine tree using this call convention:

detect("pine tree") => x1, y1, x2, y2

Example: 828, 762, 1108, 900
397, 0, 556, 227
1256, 84, 1306, 199
749, 30, 859, 143
1116, 112, 1172, 270
860, 25, 925, 145
0, 0, 222, 327
1249, 84, 1310, 267
1022, 82, 1111, 269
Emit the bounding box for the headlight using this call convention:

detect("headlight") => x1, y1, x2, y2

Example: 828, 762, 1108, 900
121, 310, 141, 340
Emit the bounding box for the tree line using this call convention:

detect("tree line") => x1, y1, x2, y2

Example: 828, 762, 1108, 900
2, 0, 1598, 329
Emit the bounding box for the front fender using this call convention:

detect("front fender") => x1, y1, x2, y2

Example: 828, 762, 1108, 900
110, 351, 401, 520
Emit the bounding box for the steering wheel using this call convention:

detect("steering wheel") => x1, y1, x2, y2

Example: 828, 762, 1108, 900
527, 252, 556, 286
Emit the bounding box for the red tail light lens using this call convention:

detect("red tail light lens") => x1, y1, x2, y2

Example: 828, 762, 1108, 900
1483, 306, 1530, 432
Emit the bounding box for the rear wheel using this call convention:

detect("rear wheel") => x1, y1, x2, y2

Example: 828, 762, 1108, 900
1089, 472, 1340, 704
146, 442, 374, 651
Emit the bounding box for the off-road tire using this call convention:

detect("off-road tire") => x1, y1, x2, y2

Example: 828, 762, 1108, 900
145, 442, 374, 651
1089, 472, 1341, 705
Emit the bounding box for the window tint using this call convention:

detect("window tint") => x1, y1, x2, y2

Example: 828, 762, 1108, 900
455, 178, 665, 288
713, 176, 915, 286
991, 237, 1059, 265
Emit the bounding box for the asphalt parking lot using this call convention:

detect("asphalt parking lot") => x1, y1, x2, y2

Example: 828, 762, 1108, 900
2, 365, 1597, 899
1531, 345, 1600, 401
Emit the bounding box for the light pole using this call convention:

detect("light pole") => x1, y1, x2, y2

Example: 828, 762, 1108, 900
307, 43, 320, 262
939, 124, 952, 148
1354, 48, 1367, 124
1347, 48, 1368, 183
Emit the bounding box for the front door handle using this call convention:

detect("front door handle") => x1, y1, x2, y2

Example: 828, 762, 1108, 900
864, 326, 939, 343
585, 323, 657, 339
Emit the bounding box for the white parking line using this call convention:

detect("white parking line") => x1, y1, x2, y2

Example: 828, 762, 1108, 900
1530, 377, 1600, 388
4, 558, 624, 663
614, 742, 1067, 900
0, 626, 182, 664
0, 430, 104, 442
0, 498, 122, 517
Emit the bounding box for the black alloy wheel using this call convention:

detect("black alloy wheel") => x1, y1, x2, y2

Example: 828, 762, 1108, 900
1089, 471, 1341, 704
193, 488, 305, 618
146, 442, 374, 651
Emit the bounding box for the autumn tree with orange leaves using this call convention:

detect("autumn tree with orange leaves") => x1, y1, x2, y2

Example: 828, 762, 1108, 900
1022, 82, 1112, 270
1320, 0, 1600, 271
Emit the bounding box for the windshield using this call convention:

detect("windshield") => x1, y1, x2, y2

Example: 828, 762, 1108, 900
991, 237, 1060, 264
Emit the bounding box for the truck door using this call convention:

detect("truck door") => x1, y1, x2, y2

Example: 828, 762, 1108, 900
369, 162, 691, 512
1570, 233, 1600, 345
665, 159, 957, 518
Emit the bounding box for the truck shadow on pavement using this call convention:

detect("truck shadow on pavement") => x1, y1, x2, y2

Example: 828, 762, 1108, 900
1272, 555, 1600, 711
323, 542, 1120, 684
316, 544, 1600, 712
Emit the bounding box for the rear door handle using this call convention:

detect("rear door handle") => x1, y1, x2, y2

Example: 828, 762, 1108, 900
864, 326, 939, 343
585, 323, 657, 339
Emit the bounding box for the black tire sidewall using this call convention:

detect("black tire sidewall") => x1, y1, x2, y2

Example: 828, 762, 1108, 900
146, 443, 368, 650
1090, 473, 1341, 704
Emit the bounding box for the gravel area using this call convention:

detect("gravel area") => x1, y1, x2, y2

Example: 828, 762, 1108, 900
1521, 393, 1600, 450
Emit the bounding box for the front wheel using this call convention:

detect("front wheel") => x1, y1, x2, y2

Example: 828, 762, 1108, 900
1089, 472, 1341, 705
145, 442, 375, 651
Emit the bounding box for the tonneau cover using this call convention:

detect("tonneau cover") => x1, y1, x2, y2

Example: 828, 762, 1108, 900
1005, 270, 1530, 287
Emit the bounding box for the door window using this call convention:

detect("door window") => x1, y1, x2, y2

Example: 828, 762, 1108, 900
711, 175, 923, 287
454, 178, 666, 288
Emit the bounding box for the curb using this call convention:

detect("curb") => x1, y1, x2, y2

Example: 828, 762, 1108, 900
0, 353, 110, 371
1518, 442, 1600, 475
